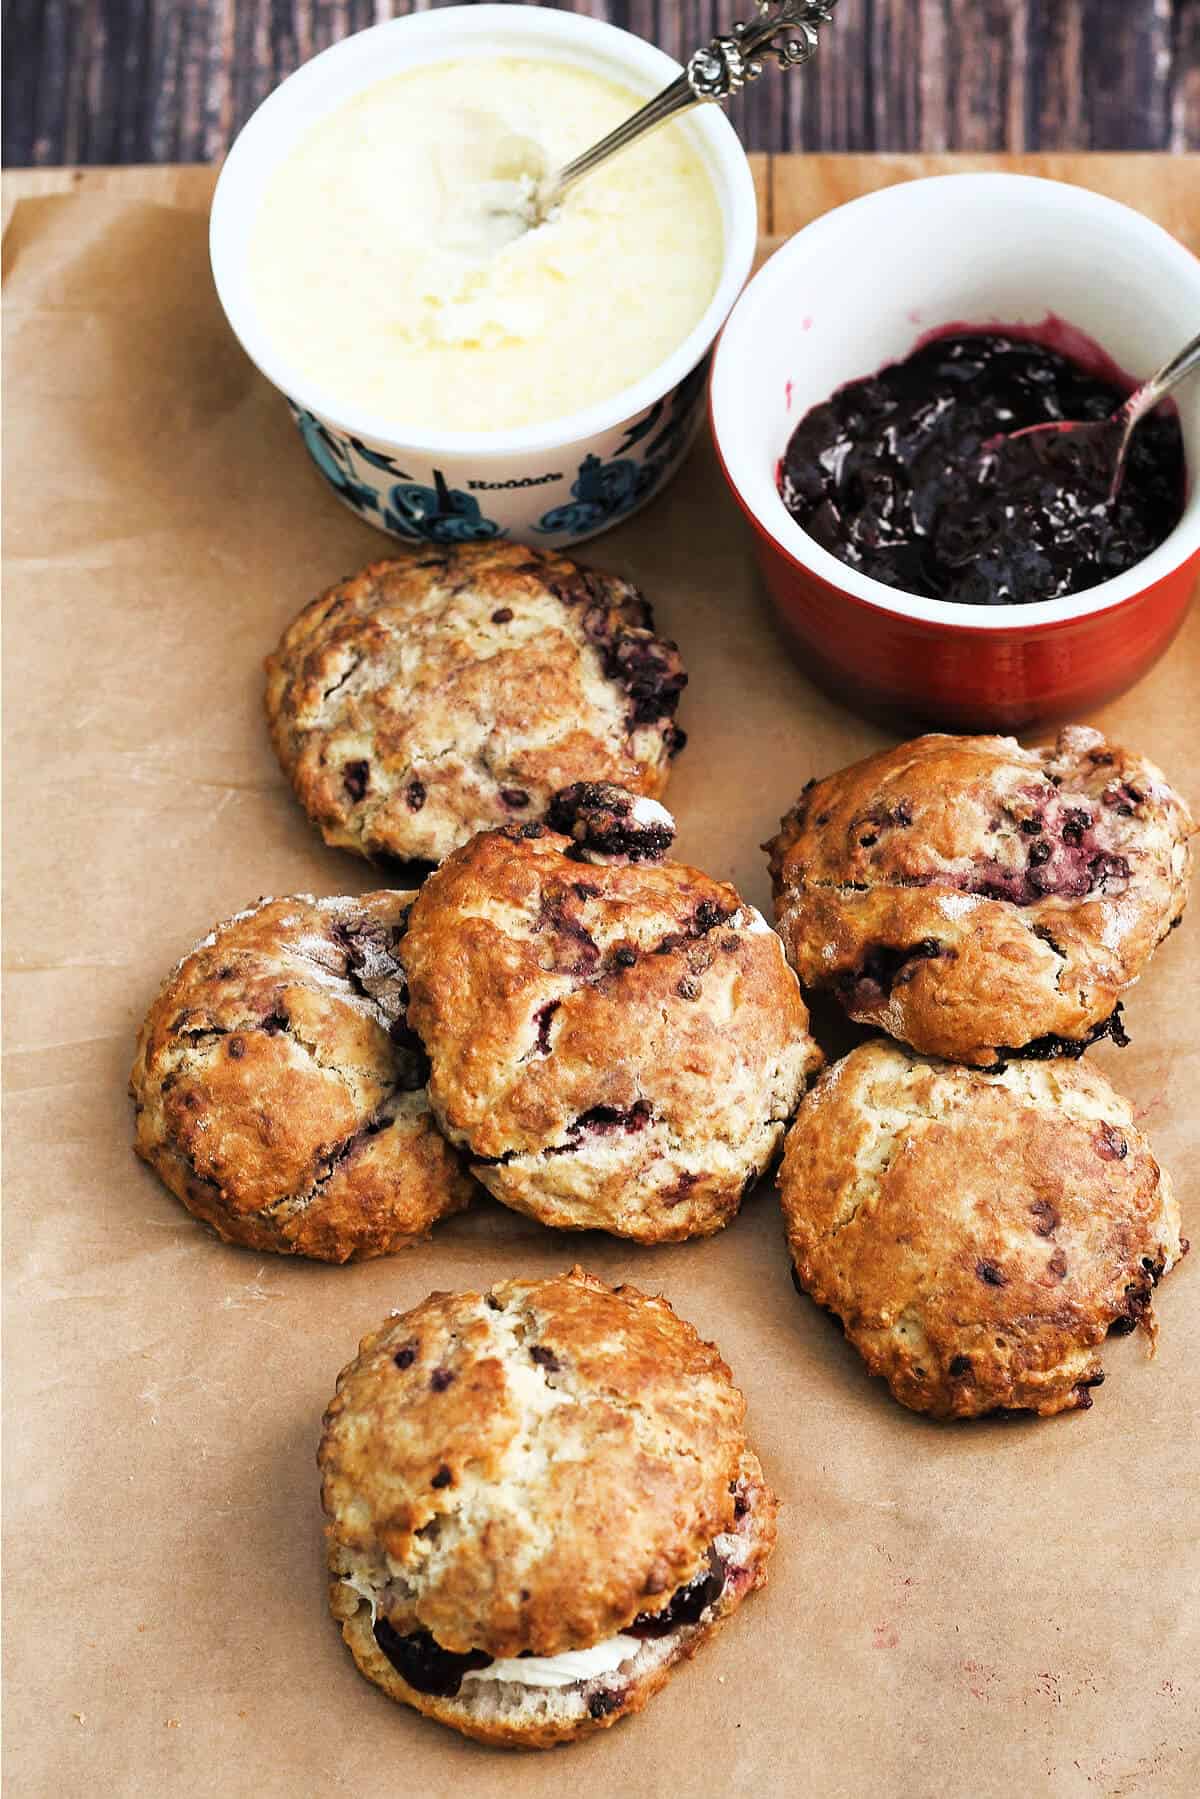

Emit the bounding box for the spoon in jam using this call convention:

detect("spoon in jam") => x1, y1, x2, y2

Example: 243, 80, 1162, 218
485, 1, 841, 240
990, 329, 1200, 505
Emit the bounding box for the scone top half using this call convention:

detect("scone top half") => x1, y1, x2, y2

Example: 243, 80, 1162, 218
319, 1270, 777, 1745
766, 725, 1193, 1066
264, 543, 688, 865
398, 804, 825, 1241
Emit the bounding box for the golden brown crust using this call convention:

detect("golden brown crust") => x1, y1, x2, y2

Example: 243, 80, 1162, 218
333, 1447, 777, 1749
779, 1041, 1186, 1418
319, 1269, 756, 1660
264, 544, 686, 864
766, 726, 1194, 1066
129, 893, 473, 1261
398, 824, 825, 1240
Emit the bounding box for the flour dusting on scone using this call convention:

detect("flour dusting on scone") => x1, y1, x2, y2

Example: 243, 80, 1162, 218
319, 1268, 778, 1747
779, 1040, 1186, 1418
264, 544, 687, 863
129, 893, 473, 1260
766, 726, 1193, 1066
398, 802, 825, 1241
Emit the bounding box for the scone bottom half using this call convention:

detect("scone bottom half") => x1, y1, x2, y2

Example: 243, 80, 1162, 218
398, 806, 826, 1242
128, 892, 474, 1261
263, 543, 689, 867
318, 1269, 778, 1748
779, 1041, 1187, 1420
765, 725, 1194, 1067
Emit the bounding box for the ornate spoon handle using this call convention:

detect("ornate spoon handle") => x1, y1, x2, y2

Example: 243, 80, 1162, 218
1121, 330, 1200, 429
538, 3, 840, 214
1107, 329, 1200, 498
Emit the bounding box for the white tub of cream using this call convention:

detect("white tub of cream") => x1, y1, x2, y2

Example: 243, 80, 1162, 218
210, 5, 757, 548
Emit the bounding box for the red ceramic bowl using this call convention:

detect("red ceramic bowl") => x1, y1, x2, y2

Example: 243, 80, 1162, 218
710, 175, 1200, 732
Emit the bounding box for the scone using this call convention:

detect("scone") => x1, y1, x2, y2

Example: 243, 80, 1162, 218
779, 1040, 1186, 1418
264, 543, 687, 864
319, 1268, 778, 1748
130, 893, 473, 1260
398, 794, 825, 1241
766, 725, 1193, 1066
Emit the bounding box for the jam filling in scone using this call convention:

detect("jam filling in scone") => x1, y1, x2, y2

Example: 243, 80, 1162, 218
766, 725, 1193, 1066
360, 1469, 763, 1716
319, 1271, 778, 1748
545, 780, 678, 864
264, 543, 687, 865
779, 1041, 1186, 1419
130, 893, 473, 1260
398, 803, 824, 1240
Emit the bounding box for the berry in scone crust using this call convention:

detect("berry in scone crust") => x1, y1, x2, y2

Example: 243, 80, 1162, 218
319, 1268, 778, 1748
264, 544, 687, 864
766, 725, 1193, 1066
398, 800, 825, 1241
130, 893, 473, 1260
779, 1040, 1186, 1418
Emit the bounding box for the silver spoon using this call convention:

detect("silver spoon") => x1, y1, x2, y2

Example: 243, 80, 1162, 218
541, 1, 840, 218
484, 2, 841, 241
995, 329, 1200, 503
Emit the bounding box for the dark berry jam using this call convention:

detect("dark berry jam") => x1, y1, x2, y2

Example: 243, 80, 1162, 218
372, 1620, 491, 1697
628, 1550, 726, 1638
778, 330, 1186, 605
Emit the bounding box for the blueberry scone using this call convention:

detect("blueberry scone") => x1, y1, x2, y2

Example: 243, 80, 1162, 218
780, 1040, 1186, 1418
130, 893, 473, 1260
319, 1268, 778, 1748
398, 792, 825, 1241
766, 726, 1193, 1066
264, 544, 687, 864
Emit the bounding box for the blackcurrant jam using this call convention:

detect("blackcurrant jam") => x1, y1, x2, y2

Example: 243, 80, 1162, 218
628, 1550, 726, 1638
778, 330, 1186, 606
372, 1620, 492, 1697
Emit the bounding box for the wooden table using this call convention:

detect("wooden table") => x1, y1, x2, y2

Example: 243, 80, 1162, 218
5, 154, 1200, 250
3, 2, 1198, 165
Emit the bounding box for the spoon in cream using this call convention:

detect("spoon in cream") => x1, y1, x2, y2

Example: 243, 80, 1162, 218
480, 1, 841, 243
990, 329, 1200, 504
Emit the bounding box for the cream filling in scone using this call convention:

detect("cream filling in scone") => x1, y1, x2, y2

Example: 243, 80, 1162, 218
462, 1637, 641, 1689
629, 796, 675, 831
337, 1507, 753, 1709
739, 906, 775, 936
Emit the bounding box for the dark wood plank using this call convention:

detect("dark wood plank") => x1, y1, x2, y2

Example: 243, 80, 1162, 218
1169, 0, 1200, 149
2, 0, 1197, 167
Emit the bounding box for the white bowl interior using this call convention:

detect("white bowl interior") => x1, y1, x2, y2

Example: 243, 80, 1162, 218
210, 4, 757, 458
712, 174, 1200, 628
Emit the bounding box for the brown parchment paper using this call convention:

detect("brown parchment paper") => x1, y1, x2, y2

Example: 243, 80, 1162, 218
3, 179, 1198, 1799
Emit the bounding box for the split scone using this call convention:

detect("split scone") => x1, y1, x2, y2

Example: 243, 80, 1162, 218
130, 893, 473, 1260
319, 1268, 778, 1747
766, 725, 1193, 1066
780, 1040, 1186, 1418
398, 790, 825, 1241
264, 543, 687, 864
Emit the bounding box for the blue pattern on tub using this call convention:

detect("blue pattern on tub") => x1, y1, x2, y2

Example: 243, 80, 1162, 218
381, 471, 502, 544
536, 355, 711, 537
291, 407, 381, 514
287, 405, 503, 543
